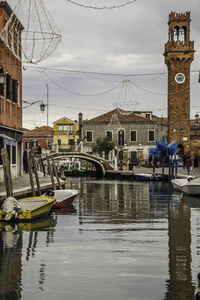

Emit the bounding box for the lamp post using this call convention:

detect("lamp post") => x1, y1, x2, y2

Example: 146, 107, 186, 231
119, 129, 123, 170
195, 112, 200, 126
23, 84, 49, 126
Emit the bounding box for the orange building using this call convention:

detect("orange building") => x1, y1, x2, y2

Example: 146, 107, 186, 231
0, 1, 24, 180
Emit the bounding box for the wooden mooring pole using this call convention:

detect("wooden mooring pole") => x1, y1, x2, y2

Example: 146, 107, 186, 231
1, 148, 13, 197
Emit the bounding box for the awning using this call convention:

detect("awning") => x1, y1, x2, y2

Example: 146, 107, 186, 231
0, 134, 16, 146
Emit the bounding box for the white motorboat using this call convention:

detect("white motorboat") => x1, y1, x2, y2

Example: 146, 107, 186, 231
171, 176, 200, 196
171, 178, 189, 192
181, 177, 200, 196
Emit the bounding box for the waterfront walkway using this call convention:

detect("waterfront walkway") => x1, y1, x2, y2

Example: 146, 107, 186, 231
0, 172, 65, 202
0, 166, 199, 202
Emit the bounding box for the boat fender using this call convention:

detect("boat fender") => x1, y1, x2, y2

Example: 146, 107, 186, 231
150, 173, 158, 180
195, 291, 200, 299
2, 196, 22, 221
45, 190, 55, 197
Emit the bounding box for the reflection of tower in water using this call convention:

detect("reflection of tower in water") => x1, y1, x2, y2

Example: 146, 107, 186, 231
164, 202, 194, 299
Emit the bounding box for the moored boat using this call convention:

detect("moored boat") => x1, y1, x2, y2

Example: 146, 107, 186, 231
0, 195, 55, 222
134, 172, 162, 181
171, 176, 200, 196
171, 178, 189, 192
44, 189, 78, 209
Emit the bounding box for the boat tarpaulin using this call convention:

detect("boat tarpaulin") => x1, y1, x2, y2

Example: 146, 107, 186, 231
0, 134, 16, 146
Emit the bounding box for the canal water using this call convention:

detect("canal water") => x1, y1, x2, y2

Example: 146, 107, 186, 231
0, 177, 200, 300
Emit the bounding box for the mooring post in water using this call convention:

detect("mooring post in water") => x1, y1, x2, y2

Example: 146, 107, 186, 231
1, 148, 13, 197
30, 152, 41, 196
27, 151, 36, 197
51, 157, 61, 190
46, 155, 55, 190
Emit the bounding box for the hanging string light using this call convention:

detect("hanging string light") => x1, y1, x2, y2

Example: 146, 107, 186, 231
113, 79, 139, 115
0, 0, 62, 64
66, 0, 137, 10
107, 113, 121, 134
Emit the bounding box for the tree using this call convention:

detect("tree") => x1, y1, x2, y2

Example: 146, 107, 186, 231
92, 137, 115, 159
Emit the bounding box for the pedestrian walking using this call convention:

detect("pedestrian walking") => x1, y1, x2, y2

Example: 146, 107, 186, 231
37, 145, 42, 155
185, 155, 192, 175
23, 150, 28, 173
194, 153, 199, 170
183, 154, 186, 170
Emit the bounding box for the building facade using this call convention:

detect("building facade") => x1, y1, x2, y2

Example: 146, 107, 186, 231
81, 109, 167, 163
0, 1, 24, 181
53, 117, 79, 152
23, 126, 53, 153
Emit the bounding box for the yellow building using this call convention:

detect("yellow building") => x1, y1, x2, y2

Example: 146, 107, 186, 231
53, 117, 79, 152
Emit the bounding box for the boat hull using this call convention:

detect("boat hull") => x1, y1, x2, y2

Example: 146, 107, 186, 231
182, 183, 200, 196
44, 189, 78, 209
0, 196, 55, 222
134, 173, 162, 181
171, 179, 188, 192
171, 177, 200, 196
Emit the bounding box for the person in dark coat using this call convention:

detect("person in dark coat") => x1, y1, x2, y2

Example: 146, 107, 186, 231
185, 156, 192, 175
23, 150, 28, 173
37, 145, 42, 155
183, 154, 187, 170
194, 153, 199, 170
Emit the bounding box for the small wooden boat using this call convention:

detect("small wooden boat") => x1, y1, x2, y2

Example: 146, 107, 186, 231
0, 195, 55, 222
44, 189, 78, 209
134, 172, 162, 181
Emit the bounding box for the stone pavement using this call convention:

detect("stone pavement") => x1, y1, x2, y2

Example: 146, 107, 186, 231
134, 165, 200, 179
0, 172, 65, 202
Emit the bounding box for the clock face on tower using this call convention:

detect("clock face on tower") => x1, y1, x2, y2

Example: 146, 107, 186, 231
175, 73, 185, 84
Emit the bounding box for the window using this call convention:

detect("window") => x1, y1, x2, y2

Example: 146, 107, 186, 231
47, 140, 51, 148
118, 130, 124, 146
86, 131, 93, 142
130, 130, 137, 142
6, 74, 12, 100
148, 130, 155, 142
58, 124, 73, 133
146, 113, 150, 119
106, 130, 113, 141
32, 140, 37, 147
12, 146, 16, 164
12, 79, 19, 103
57, 139, 61, 146
25, 141, 30, 149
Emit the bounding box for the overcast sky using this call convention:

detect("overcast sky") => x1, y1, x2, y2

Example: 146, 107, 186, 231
8, 0, 200, 129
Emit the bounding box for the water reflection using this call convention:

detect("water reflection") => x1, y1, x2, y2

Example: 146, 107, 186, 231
0, 178, 199, 299
0, 216, 56, 300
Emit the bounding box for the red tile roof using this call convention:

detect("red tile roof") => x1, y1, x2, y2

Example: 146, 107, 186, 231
23, 126, 53, 136
83, 108, 156, 124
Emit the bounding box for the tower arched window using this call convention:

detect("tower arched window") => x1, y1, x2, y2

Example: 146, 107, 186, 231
174, 26, 180, 42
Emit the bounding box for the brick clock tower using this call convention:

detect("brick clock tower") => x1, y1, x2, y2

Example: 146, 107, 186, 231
164, 12, 195, 155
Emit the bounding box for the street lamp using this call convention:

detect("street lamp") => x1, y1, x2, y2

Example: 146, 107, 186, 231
195, 112, 200, 126
0, 68, 6, 84
0, 68, 6, 98
22, 84, 49, 126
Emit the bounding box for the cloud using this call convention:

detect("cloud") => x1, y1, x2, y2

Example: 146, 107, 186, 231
7, 0, 200, 128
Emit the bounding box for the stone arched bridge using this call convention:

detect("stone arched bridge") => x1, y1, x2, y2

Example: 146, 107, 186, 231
42, 152, 115, 176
